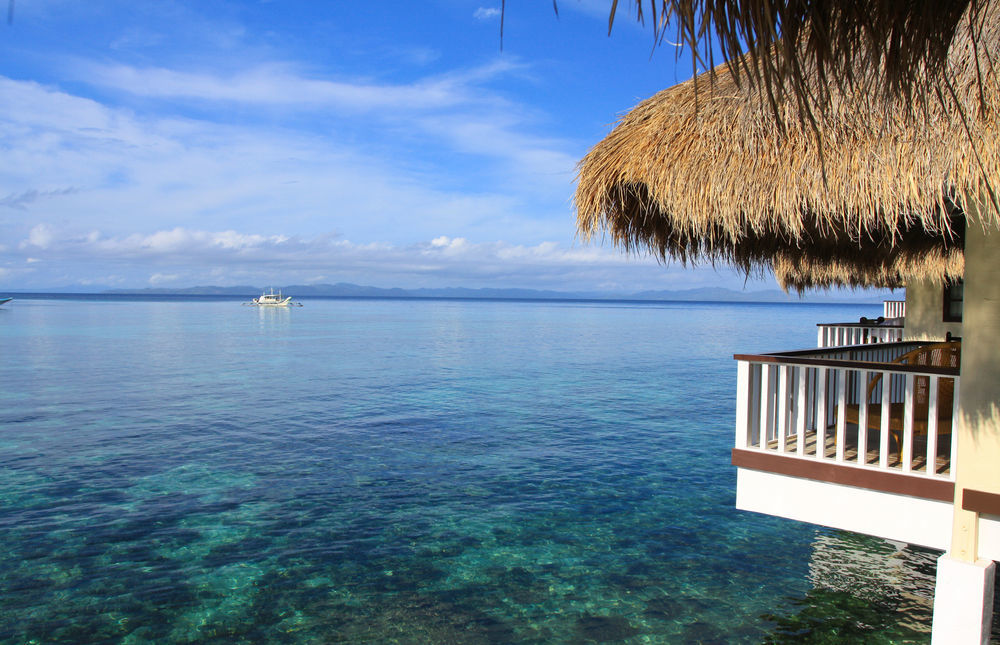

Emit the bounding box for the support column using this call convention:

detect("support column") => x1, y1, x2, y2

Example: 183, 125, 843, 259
933, 216, 1000, 643
931, 554, 995, 644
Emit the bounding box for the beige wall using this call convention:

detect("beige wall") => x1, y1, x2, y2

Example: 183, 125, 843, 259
904, 280, 963, 341
950, 224, 1000, 561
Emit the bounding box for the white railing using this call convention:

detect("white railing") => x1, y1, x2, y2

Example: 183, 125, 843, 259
817, 323, 904, 348
884, 300, 906, 318
734, 342, 959, 482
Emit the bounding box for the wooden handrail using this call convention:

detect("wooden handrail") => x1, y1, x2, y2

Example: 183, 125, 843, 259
816, 322, 904, 328
732, 353, 960, 376
762, 340, 924, 357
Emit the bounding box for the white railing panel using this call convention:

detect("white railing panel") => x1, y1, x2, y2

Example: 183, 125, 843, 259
734, 346, 957, 484
816, 324, 905, 348
883, 300, 906, 318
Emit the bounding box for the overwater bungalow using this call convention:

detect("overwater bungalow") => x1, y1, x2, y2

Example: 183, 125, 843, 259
575, 2, 999, 641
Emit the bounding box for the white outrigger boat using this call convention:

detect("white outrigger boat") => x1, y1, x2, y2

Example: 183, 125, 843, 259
245, 288, 301, 307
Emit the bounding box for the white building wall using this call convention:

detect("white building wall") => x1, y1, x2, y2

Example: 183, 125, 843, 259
735, 468, 954, 551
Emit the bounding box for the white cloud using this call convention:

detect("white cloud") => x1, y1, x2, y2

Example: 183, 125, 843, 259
74, 60, 519, 112
474, 7, 501, 20
149, 272, 180, 285
0, 68, 575, 249
22, 224, 54, 249
4, 224, 734, 292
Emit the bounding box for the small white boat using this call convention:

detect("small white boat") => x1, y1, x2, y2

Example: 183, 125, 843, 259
245, 289, 300, 307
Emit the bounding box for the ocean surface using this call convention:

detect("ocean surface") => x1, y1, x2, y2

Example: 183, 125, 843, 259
0, 296, 950, 643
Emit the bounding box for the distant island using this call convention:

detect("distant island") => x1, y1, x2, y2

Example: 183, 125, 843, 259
74, 283, 898, 304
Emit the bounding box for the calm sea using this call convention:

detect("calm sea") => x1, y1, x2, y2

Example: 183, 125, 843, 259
1, 296, 943, 643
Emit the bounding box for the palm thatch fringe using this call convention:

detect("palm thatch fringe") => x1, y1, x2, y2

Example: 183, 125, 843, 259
575, 2, 998, 290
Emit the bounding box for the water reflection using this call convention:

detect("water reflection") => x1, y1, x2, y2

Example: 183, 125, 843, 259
256, 305, 292, 331
762, 530, 1000, 642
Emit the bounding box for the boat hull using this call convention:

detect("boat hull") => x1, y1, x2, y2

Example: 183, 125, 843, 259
252, 297, 293, 307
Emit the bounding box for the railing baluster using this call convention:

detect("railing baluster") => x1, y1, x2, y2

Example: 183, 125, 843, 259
750, 363, 765, 446
926, 375, 939, 475
901, 374, 915, 473
777, 365, 791, 452
815, 367, 828, 460
795, 366, 807, 456
760, 364, 775, 451
879, 370, 891, 469
857, 369, 869, 466
835, 368, 847, 462
735, 361, 752, 449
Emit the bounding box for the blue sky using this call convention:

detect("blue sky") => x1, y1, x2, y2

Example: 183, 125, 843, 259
0, 0, 878, 295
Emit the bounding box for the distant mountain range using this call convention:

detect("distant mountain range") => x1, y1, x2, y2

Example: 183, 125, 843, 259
84, 282, 894, 303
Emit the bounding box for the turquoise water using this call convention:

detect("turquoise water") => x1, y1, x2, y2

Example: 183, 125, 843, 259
1, 296, 944, 643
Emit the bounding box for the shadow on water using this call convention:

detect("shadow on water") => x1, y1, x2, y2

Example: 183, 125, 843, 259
759, 530, 1000, 644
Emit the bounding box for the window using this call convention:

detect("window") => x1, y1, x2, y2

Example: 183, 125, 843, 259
943, 279, 964, 322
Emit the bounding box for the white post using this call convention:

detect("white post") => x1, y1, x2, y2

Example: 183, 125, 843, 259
795, 366, 807, 456
926, 375, 939, 476
902, 373, 915, 473
815, 368, 828, 460
879, 371, 891, 469
777, 365, 791, 453
735, 361, 751, 449
760, 365, 775, 451
931, 555, 996, 645
857, 370, 869, 466
835, 368, 847, 462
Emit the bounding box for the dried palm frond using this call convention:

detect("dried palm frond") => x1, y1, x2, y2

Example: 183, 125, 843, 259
574, 2, 997, 290
521, 0, 992, 125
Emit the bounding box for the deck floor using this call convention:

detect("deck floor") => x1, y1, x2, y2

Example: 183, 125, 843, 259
764, 425, 951, 476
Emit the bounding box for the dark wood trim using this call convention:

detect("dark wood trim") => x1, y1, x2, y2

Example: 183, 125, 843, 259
731, 353, 960, 376
815, 322, 904, 329
962, 489, 1000, 516
732, 448, 955, 502
746, 341, 919, 358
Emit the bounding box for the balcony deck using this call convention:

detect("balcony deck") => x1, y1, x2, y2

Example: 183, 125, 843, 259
733, 340, 960, 496
765, 426, 950, 476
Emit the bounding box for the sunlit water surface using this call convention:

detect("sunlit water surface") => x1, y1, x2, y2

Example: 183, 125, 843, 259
0, 296, 962, 643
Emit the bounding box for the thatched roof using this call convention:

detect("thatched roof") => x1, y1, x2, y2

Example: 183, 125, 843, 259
575, 3, 998, 290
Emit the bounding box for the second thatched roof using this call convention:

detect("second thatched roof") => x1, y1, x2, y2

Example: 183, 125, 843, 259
575, 3, 998, 290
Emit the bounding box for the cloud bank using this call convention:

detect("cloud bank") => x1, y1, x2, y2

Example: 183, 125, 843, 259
6, 225, 718, 292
